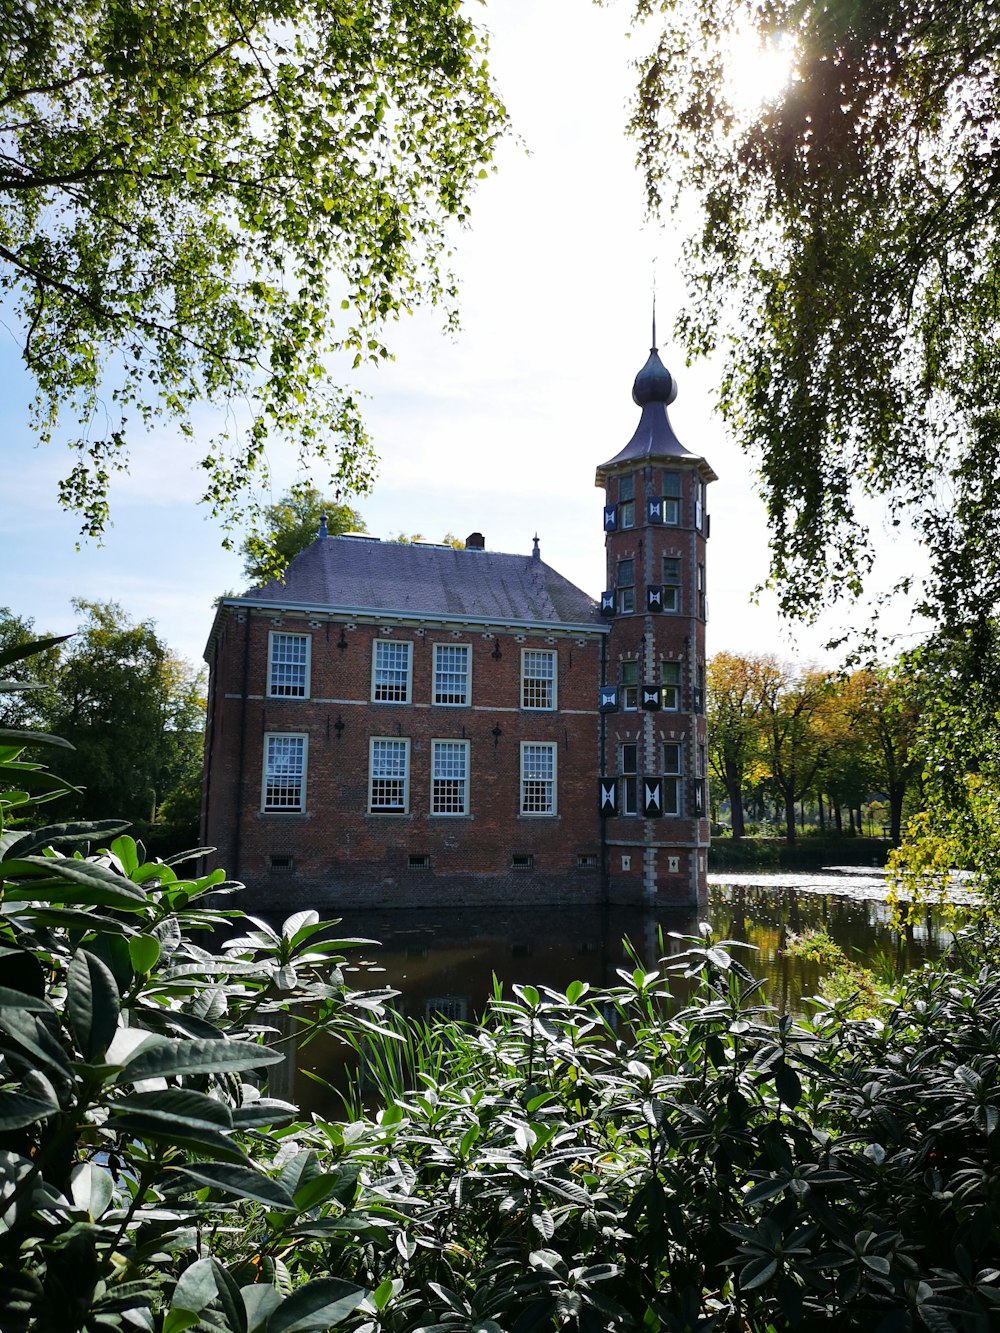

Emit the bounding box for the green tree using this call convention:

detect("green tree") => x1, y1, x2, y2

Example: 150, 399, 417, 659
759, 664, 834, 844
44, 600, 205, 843
240, 483, 366, 584
627, 0, 1000, 634
844, 664, 921, 845
706, 650, 778, 839
1, 0, 506, 541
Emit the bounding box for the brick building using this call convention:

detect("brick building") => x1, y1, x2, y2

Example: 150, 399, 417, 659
201, 340, 715, 907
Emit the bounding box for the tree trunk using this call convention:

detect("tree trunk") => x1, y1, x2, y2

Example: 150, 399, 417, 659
889, 784, 904, 845
784, 792, 797, 843
833, 802, 843, 835
817, 793, 826, 831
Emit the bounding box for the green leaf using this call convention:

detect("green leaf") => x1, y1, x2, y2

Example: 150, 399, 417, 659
70, 1160, 114, 1219
264, 1277, 368, 1332
0, 728, 74, 750
118, 1037, 283, 1083
68, 948, 121, 1061
0, 1088, 60, 1131
129, 934, 161, 974
0, 635, 69, 669
740, 1256, 778, 1290
2, 821, 130, 860
171, 1163, 294, 1209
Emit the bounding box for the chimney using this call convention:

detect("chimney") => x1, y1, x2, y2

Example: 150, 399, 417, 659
465, 531, 485, 549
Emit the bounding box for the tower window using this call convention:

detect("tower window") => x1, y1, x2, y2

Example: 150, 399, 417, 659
662, 556, 681, 612
697, 564, 706, 620
663, 744, 682, 817
617, 559, 635, 614
621, 660, 638, 710
695, 480, 706, 530
620, 741, 638, 815
661, 661, 681, 711
661, 472, 681, 525
618, 474, 636, 529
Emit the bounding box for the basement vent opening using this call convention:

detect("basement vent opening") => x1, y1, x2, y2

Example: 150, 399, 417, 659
512, 854, 534, 872
269, 855, 294, 872
408, 854, 431, 871
577, 853, 598, 869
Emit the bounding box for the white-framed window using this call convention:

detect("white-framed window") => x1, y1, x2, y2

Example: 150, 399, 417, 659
697, 564, 707, 620
431, 739, 469, 816
369, 737, 410, 812
661, 661, 681, 711
617, 558, 635, 614
262, 733, 307, 812
522, 649, 557, 710
618, 473, 636, 529
663, 775, 681, 816
521, 742, 557, 815
661, 471, 681, 525
268, 632, 310, 698
662, 557, 681, 612
621, 660, 638, 710
663, 742, 682, 775
372, 640, 413, 703
695, 480, 706, 530
620, 741, 638, 816
433, 643, 471, 706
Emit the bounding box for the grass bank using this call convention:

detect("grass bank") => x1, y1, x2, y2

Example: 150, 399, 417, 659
709, 833, 890, 871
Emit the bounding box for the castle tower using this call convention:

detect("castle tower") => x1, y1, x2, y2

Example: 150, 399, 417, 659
595, 336, 716, 905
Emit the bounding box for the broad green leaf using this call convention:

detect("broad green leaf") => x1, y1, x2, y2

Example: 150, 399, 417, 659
740, 1256, 778, 1290
129, 934, 161, 974
0, 1008, 71, 1078
264, 1277, 368, 1332
0, 1088, 60, 1131
119, 1037, 283, 1083
0, 728, 74, 750
171, 1163, 294, 1209
242, 1285, 282, 1333
2, 821, 130, 860
0, 635, 69, 669
68, 948, 121, 1061
70, 1160, 114, 1219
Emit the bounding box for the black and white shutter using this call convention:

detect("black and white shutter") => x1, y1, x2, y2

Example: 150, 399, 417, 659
599, 779, 617, 817
643, 778, 663, 818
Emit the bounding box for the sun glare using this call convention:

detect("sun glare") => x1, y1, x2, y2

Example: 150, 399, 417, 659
724, 28, 797, 119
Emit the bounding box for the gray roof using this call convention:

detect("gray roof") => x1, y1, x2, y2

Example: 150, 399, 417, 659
227, 536, 603, 629
596, 347, 718, 483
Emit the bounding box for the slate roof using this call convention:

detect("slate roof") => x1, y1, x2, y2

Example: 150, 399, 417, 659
222, 536, 603, 631
596, 347, 718, 483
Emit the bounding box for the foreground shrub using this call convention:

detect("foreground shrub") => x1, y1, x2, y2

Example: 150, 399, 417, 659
3, 637, 1000, 1331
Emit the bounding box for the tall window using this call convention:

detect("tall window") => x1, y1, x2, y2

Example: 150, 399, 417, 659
522, 649, 556, 709
663, 742, 682, 815
431, 739, 469, 815
433, 644, 471, 706
661, 661, 681, 711
662, 557, 681, 612
262, 734, 307, 812
695, 480, 706, 530
521, 742, 556, 815
697, 564, 706, 619
268, 632, 310, 698
617, 558, 635, 614
620, 742, 638, 815
618, 473, 636, 529
372, 640, 412, 703
369, 738, 410, 812
661, 472, 681, 525
621, 660, 638, 710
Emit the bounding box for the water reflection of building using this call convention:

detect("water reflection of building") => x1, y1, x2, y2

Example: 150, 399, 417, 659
202, 337, 714, 907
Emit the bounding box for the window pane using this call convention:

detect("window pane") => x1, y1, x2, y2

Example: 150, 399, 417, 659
264, 735, 305, 811
269, 633, 309, 697
522, 650, 556, 709
619, 474, 635, 501
663, 742, 681, 774
521, 743, 555, 813
434, 644, 470, 705
661, 660, 681, 710
374, 641, 411, 702
432, 740, 468, 815
370, 739, 409, 810
663, 776, 681, 815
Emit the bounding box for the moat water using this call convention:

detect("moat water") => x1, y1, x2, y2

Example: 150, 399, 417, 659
271, 868, 969, 1113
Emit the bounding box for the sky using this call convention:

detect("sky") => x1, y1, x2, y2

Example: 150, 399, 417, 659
0, 0, 926, 671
